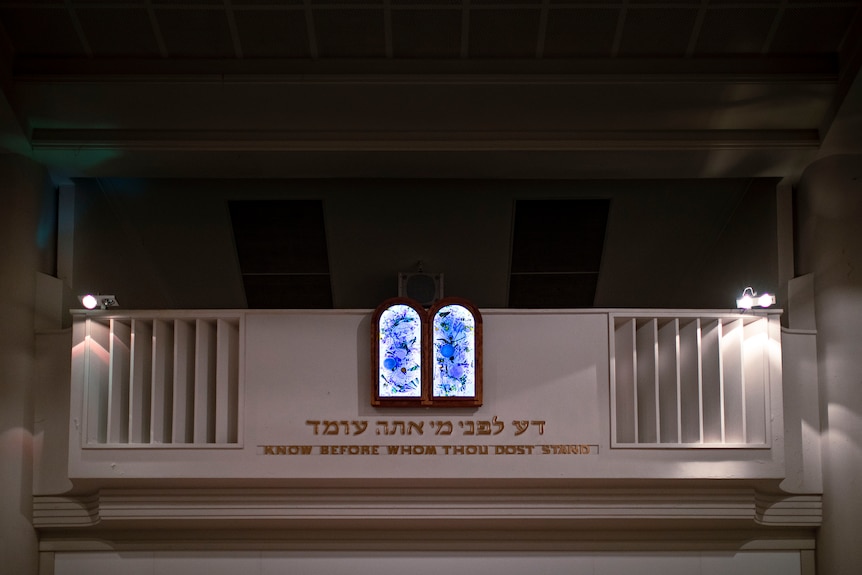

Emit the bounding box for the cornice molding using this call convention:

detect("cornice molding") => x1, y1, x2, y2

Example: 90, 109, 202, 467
33, 494, 100, 528
32, 487, 822, 531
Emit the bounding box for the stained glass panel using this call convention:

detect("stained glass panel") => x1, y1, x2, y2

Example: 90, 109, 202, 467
377, 304, 422, 398
432, 304, 476, 398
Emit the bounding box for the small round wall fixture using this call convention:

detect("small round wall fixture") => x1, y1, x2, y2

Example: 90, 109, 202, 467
80, 294, 99, 309
79, 294, 119, 310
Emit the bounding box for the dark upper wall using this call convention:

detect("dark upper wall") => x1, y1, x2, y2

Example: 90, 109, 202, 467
70, 177, 779, 311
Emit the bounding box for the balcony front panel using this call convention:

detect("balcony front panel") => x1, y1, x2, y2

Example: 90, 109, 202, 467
68, 309, 784, 484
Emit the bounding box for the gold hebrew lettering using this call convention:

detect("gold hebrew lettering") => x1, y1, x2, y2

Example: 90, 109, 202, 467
491, 415, 504, 435
431, 421, 453, 435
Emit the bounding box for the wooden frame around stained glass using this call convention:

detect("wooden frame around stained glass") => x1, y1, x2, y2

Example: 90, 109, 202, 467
371, 297, 482, 407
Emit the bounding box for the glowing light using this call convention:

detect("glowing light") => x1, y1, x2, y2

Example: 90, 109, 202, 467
759, 293, 776, 307
79, 294, 119, 310
736, 287, 775, 309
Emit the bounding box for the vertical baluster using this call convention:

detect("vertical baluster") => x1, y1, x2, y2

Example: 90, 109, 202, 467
611, 316, 637, 445
194, 319, 217, 444
676, 318, 704, 444
701, 319, 722, 443
636, 319, 658, 444
658, 318, 680, 444
107, 319, 131, 444
721, 318, 745, 444
129, 319, 152, 443
743, 317, 769, 445
150, 319, 174, 444
86, 318, 111, 444
216, 318, 240, 444
172, 319, 195, 444
696, 318, 704, 444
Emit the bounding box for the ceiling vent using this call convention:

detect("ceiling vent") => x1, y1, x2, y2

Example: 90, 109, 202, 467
398, 272, 444, 307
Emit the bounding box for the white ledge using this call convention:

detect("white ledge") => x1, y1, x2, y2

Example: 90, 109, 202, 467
33, 487, 821, 531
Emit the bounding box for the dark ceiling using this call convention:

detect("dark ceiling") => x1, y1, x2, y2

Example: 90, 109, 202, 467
0, 1, 860, 180
1, 2, 860, 310
0, 1, 857, 60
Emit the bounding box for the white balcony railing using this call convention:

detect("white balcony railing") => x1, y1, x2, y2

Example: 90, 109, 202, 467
72, 309, 778, 452
609, 312, 776, 448
74, 313, 242, 447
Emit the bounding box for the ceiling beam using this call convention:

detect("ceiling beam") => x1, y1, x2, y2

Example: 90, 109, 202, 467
30, 128, 820, 153
10, 56, 839, 85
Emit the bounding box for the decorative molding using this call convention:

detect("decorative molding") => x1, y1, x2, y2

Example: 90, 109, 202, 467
33, 487, 822, 530
38, 530, 818, 553
755, 493, 823, 527
32, 494, 100, 528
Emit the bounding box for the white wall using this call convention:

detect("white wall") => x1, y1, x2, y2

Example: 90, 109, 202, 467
0, 154, 52, 575
796, 154, 862, 575
53, 550, 802, 575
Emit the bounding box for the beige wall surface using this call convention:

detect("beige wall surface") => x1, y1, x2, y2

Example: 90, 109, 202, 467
796, 154, 862, 575
53, 550, 802, 575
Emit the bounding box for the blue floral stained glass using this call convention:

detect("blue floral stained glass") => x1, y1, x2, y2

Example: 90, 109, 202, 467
432, 304, 476, 397
378, 304, 422, 397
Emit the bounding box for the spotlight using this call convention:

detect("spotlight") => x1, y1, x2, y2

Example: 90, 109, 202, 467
79, 294, 119, 310
736, 287, 774, 309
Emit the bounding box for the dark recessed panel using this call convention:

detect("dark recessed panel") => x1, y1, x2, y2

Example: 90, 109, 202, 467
233, 9, 310, 58
232, 0, 302, 5
314, 9, 385, 58
229, 199, 330, 274
509, 198, 609, 309
769, 6, 859, 54
229, 199, 332, 309
695, 7, 777, 55
0, 7, 87, 56
469, 9, 541, 58
154, 8, 235, 57
509, 273, 599, 308
472, 0, 541, 5
391, 0, 459, 5
619, 7, 699, 56
392, 9, 461, 58
510, 199, 610, 274
543, 8, 618, 57
77, 8, 162, 57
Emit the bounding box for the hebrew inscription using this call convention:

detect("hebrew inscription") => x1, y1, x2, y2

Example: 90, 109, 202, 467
260, 416, 595, 457
304, 417, 543, 437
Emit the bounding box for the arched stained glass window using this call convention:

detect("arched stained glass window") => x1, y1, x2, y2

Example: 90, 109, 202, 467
371, 297, 482, 407
374, 299, 423, 401
432, 303, 477, 399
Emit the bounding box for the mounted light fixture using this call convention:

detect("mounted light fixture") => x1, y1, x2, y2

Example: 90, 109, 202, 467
79, 294, 119, 310
736, 287, 774, 309
398, 261, 443, 307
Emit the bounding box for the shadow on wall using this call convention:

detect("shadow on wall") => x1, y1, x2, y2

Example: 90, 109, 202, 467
70, 178, 780, 310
